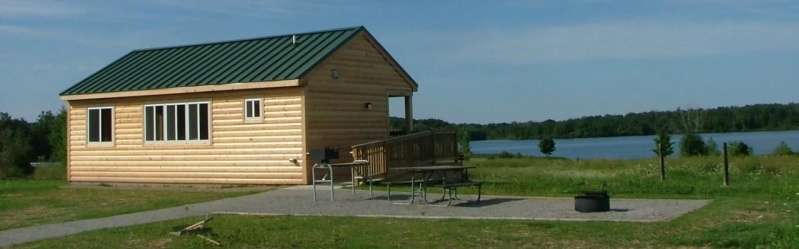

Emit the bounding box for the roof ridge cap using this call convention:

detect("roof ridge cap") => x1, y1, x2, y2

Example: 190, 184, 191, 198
132, 26, 364, 53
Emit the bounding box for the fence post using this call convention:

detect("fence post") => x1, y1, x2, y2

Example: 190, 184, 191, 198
723, 142, 729, 186
659, 144, 665, 181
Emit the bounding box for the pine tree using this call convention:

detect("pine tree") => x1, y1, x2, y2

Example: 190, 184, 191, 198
652, 132, 674, 157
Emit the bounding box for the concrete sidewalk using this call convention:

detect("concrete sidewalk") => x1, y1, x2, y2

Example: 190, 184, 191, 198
0, 188, 710, 248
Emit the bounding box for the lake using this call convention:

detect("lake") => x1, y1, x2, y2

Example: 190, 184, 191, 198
470, 130, 799, 159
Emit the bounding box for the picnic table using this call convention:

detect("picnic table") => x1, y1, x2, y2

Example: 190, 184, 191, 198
312, 160, 370, 201
386, 165, 482, 206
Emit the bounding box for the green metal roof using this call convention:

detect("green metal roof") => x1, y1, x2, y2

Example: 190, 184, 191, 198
61, 26, 366, 96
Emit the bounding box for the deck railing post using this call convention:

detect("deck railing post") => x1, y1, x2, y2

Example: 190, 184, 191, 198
431, 131, 437, 164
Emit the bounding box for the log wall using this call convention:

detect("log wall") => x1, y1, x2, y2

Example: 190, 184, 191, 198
302, 30, 416, 183
67, 87, 305, 185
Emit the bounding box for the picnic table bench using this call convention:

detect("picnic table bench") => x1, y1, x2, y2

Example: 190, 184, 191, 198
381, 177, 432, 204
385, 165, 482, 206
441, 181, 483, 206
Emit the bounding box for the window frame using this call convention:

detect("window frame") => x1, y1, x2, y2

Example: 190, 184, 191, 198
143, 101, 212, 145
244, 98, 263, 121
86, 106, 114, 145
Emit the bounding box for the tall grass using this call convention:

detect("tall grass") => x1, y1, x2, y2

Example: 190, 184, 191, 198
31, 164, 66, 180
468, 155, 799, 199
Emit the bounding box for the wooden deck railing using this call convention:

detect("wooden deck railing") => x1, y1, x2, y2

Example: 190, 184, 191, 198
351, 130, 459, 179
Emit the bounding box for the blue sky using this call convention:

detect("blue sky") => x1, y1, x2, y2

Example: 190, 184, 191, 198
2, 0, 799, 124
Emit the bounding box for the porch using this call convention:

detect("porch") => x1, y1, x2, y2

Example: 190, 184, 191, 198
351, 130, 460, 180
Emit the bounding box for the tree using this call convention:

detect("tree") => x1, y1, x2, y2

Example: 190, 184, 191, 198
652, 132, 674, 157
772, 141, 795, 156
674, 107, 705, 134
728, 141, 753, 157
30, 111, 56, 161
0, 113, 34, 178
458, 130, 472, 158
680, 133, 708, 157
47, 107, 68, 164
390, 103, 799, 140
538, 138, 556, 157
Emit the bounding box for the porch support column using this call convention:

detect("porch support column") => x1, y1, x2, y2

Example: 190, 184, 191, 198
404, 95, 413, 134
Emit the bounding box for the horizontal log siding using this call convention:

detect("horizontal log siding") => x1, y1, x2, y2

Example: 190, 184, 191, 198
67, 87, 305, 185
301, 31, 415, 182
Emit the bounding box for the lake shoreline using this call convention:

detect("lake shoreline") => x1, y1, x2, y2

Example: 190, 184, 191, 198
471, 130, 799, 159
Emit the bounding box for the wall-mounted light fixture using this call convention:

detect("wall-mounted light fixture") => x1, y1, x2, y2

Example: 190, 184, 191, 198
331, 70, 339, 79
364, 102, 372, 110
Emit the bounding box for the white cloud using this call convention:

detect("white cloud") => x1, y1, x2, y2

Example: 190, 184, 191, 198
0, 24, 63, 41
142, 0, 294, 16
443, 21, 799, 62
0, 0, 88, 18
141, 0, 360, 18
0, 24, 34, 34
0, 23, 181, 51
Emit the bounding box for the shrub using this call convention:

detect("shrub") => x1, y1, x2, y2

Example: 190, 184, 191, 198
680, 133, 708, 157
497, 151, 515, 158
706, 137, 721, 156
0, 126, 34, 179
32, 163, 66, 180
771, 141, 795, 156
728, 141, 753, 157
735, 157, 762, 174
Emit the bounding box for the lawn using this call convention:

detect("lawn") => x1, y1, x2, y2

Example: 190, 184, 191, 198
15, 197, 799, 249
13, 155, 799, 248
0, 180, 265, 231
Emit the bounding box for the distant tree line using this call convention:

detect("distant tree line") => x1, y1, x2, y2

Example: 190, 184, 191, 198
392, 103, 799, 141
0, 109, 66, 179
4, 102, 798, 178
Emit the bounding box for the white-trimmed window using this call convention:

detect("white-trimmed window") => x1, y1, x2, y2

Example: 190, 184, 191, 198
244, 98, 262, 120
144, 102, 210, 142
87, 107, 114, 143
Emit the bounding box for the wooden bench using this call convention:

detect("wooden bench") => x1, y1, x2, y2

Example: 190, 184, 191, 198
440, 181, 483, 206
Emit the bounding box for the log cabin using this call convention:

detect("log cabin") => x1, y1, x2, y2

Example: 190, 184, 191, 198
60, 26, 457, 185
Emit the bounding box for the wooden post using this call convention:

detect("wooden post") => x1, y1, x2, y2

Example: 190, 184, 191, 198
404, 95, 413, 134
659, 144, 665, 181
66, 104, 71, 183
431, 130, 436, 164
723, 142, 729, 186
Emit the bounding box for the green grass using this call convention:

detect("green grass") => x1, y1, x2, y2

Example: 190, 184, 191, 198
0, 180, 264, 231
13, 155, 799, 248
17, 196, 799, 249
